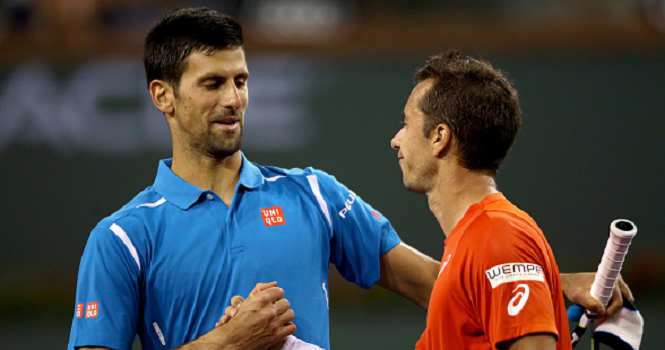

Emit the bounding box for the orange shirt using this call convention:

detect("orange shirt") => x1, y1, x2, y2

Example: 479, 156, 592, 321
416, 193, 572, 350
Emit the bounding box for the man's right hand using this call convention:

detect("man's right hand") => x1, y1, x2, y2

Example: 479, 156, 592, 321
79, 283, 294, 350
216, 282, 276, 327
172, 282, 295, 350
209, 283, 295, 350
213, 282, 293, 350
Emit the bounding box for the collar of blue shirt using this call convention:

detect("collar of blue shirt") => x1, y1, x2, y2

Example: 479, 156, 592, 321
152, 152, 264, 210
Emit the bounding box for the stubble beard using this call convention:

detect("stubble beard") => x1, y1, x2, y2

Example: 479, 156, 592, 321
181, 120, 243, 160
203, 124, 243, 160
403, 176, 427, 195
401, 162, 434, 196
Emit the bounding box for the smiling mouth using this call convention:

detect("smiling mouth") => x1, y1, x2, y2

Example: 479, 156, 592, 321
213, 119, 239, 125
211, 119, 240, 133
212, 118, 241, 129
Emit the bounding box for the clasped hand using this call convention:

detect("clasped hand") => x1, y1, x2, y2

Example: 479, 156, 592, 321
214, 282, 296, 350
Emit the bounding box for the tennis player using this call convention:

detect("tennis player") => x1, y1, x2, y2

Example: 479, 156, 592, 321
67, 8, 438, 350
68, 8, 631, 350
391, 51, 570, 350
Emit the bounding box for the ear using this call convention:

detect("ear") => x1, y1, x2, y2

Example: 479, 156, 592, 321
431, 124, 451, 157
149, 80, 175, 116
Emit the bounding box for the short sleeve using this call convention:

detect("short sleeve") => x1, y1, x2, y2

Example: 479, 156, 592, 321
311, 169, 401, 289
67, 224, 143, 350
468, 213, 559, 347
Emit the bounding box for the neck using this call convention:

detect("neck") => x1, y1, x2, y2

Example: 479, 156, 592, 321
426, 166, 498, 238
171, 146, 242, 206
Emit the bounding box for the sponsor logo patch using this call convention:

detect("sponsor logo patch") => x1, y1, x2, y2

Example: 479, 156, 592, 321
508, 284, 530, 316
485, 262, 544, 289
75, 303, 84, 318
438, 254, 452, 277
261, 206, 286, 226
85, 301, 99, 318
338, 190, 357, 219
370, 210, 381, 220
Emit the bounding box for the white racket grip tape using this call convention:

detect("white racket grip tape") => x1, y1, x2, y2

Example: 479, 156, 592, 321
588, 219, 637, 313
579, 314, 592, 328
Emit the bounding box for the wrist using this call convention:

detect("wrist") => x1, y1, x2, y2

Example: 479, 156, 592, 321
184, 326, 239, 350
212, 326, 241, 350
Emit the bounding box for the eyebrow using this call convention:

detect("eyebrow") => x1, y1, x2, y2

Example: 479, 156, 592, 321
198, 72, 250, 82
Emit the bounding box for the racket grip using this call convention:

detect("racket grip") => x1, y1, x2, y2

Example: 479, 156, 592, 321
588, 219, 637, 311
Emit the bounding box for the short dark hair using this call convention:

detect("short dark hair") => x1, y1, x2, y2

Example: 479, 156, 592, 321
415, 50, 521, 175
143, 7, 243, 94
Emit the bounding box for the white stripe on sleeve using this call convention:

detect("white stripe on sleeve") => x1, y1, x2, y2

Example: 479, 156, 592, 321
265, 175, 286, 182
110, 223, 141, 271
306, 175, 332, 229
136, 197, 166, 208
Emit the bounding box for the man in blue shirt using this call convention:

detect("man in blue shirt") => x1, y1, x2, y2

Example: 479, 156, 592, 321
68, 7, 438, 350
69, 7, 632, 350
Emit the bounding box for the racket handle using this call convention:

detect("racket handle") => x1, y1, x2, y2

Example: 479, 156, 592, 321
570, 220, 637, 348
588, 219, 637, 313
571, 313, 594, 347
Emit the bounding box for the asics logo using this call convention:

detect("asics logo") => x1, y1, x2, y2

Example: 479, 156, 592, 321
507, 284, 530, 316
438, 254, 452, 277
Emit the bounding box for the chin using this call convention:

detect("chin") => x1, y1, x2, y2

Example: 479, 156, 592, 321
206, 138, 242, 159
403, 178, 427, 195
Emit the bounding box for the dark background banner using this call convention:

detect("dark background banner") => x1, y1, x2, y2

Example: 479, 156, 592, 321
0, 1, 664, 349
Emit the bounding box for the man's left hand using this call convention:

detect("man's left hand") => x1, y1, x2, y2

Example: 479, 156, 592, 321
561, 272, 634, 318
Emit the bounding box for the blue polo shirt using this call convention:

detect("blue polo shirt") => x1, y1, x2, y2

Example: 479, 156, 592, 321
68, 154, 400, 350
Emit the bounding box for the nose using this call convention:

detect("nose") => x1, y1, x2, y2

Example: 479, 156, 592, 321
391, 128, 404, 150
222, 83, 242, 110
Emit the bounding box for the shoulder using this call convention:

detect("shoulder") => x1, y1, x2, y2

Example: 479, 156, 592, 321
82, 188, 164, 272
254, 163, 347, 190
94, 186, 165, 239
257, 164, 334, 179
463, 205, 543, 243
458, 208, 549, 267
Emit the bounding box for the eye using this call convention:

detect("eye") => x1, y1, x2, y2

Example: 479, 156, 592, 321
204, 81, 221, 89
235, 80, 247, 88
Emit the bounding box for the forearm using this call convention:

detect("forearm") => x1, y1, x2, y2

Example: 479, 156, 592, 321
559, 273, 573, 299
77, 331, 232, 350
377, 242, 440, 309
173, 328, 234, 350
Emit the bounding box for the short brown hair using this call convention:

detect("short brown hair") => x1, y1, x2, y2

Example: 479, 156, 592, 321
144, 7, 243, 95
415, 50, 521, 175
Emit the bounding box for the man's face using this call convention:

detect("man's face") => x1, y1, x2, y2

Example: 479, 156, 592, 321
391, 79, 436, 194
171, 47, 249, 159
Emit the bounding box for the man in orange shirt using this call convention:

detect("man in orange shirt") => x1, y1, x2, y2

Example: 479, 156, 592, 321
391, 50, 571, 350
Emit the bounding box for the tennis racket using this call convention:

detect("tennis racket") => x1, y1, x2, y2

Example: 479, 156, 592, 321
570, 219, 637, 348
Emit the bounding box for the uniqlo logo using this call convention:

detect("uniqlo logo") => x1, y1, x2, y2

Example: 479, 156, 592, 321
85, 301, 99, 318
261, 206, 286, 226
370, 210, 381, 220
75, 303, 84, 318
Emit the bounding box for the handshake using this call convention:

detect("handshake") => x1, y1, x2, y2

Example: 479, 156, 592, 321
210, 282, 322, 350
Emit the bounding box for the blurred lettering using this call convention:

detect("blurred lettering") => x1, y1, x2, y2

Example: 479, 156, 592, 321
0, 58, 317, 154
